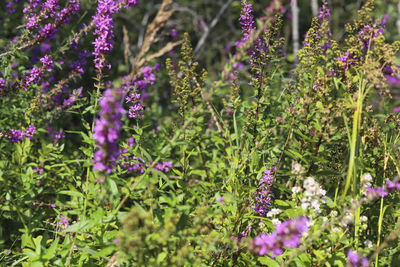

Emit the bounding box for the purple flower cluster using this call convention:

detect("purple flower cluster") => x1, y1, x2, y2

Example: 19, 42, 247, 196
34, 167, 44, 174
24, 0, 80, 40
71, 51, 90, 74
123, 0, 138, 8
7, 0, 18, 14
0, 78, 6, 93
235, 1, 255, 49
6, 126, 36, 142
366, 179, 400, 201
22, 55, 54, 90
346, 250, 369, 267
155, 161, 172, 173
46, 126, 65, 141
337, 51, 360, 71
252, 167, 276, 216
235, 1, 267, 66
63, 88, 83, 108
253, 216, 309, 257
121, 154, 145, 173
92, 0, 118, 70
58, 214, 70, 228
123, 66, 157, 119
357, 24, 383, 51
93, 88, 125, 174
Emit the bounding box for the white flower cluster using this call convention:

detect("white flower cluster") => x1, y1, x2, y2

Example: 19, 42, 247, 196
291, 161, 303, 175
266, 208, 282, 217
364, 239, 373, 249
300, 177, 327, 214
267, 208, 282, 225
360, 173, 373, 196
292, 186, 302, 194
340, 212, 353, 227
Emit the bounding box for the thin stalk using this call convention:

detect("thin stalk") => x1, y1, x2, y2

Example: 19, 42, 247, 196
182, 108, 187, 181
375, 196, 384, 267
340, 76, 364, 204
376, 150, 390, 266
82, 76, 103, 220
354, 206, 361, 247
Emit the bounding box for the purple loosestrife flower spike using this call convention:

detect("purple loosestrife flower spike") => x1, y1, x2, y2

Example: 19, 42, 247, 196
93, 88, 125, 174
93, 0, 118, 71
252, 167, 275, 216
235, 1, 255, 48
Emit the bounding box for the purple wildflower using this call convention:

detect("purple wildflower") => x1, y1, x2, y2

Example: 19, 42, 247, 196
365, 179, 400, 201
358, 24, 383, 51
338, 51, 359, 71
7, 0, 17, 14
252, 167, 275, 216
235, 1, 255, 48
124, 0, 138, 8
216, 197, 225, 205
0, 78, 6, 90
59, 214, 69, 227
93, 88, 125, 174
22, 55, 54, 90
155, 161, 172, 173
347, 250, 369, 267
24, 125, 36, 139
119, 155, 145, 173
128, 137, 135, 147
71, 51, 90, 74
7, 129, 25, 142
92, 0, 118, 70
63, 88, 83, 108
34, 167, 44, 174
6, 126, 35, 142
253, 216, 309, 257
40, 55, 54, 72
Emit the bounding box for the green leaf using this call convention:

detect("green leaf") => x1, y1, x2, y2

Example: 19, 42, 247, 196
259, 256, 279, 267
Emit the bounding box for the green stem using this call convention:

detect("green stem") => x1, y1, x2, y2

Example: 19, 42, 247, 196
82, 76, 102, 220
340, 77, 364, 204
375, 196, 384, 267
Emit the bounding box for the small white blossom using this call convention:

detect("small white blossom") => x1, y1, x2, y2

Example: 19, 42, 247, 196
340, 213, 353, 227
360, 216, 368, 223
271, 218, 281, 225
291, 161, 303, 174
332, 227, 340, 233
266, 208, 281, 217
292, 186, 302, 194
364, 239, 373, 248
306, 219, 315, 227
361, 173, 373, 185
311, 199, 321, 214
300, 177, 327, 215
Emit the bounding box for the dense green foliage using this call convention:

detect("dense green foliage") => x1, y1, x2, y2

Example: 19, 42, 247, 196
1, 0, 400, 266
